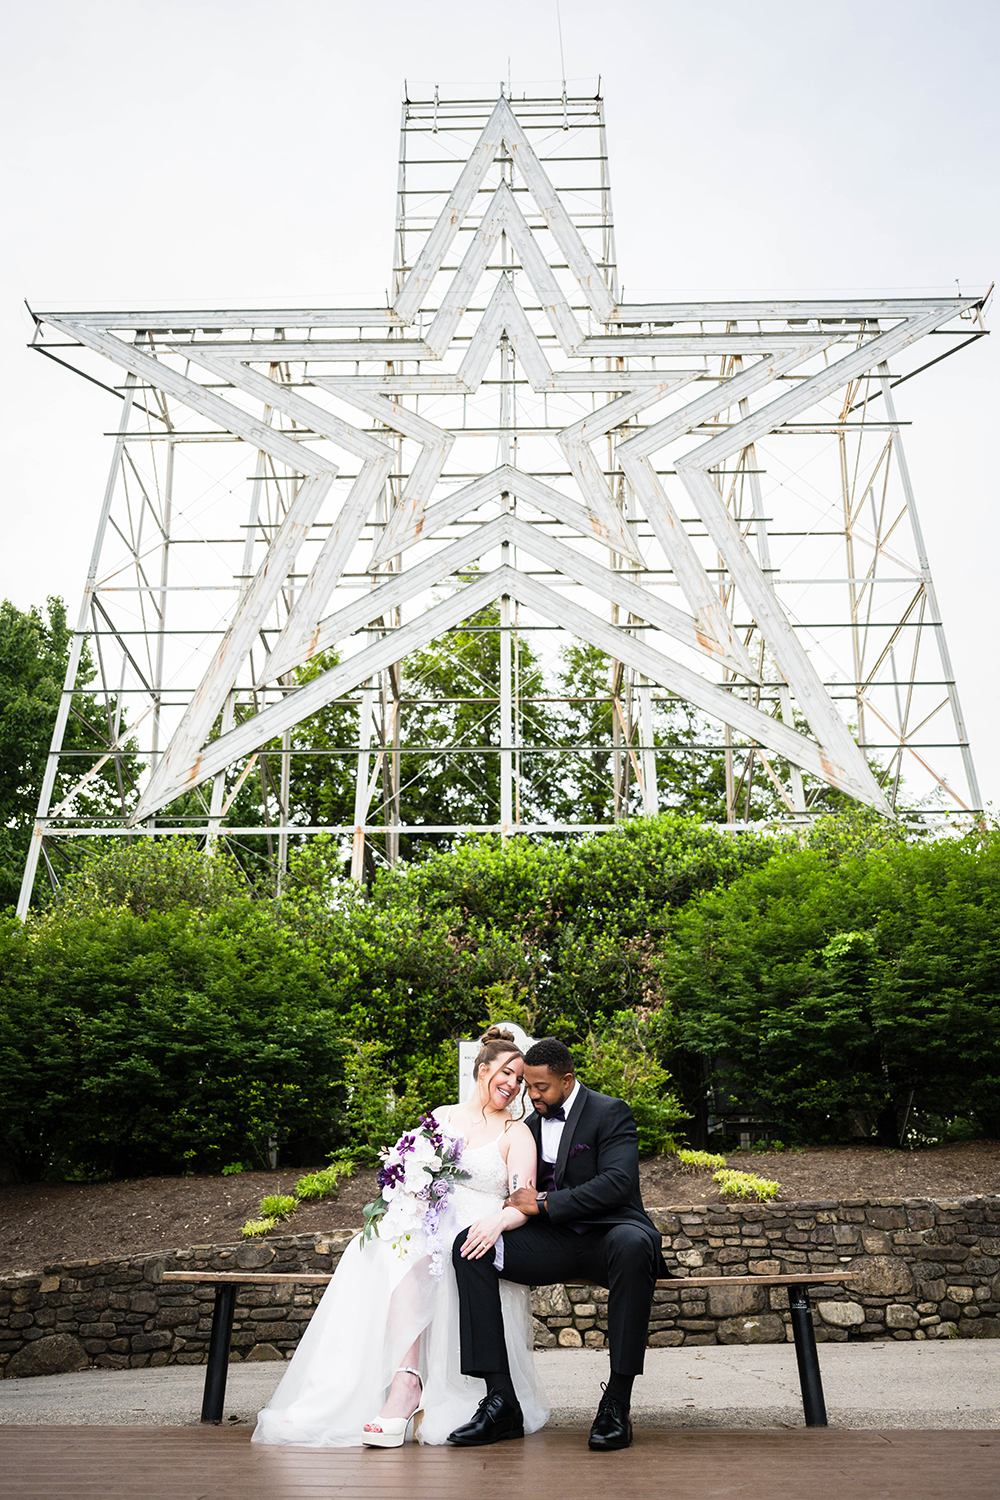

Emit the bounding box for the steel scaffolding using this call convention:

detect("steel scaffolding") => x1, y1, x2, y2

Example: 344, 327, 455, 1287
18, 82, 989, 913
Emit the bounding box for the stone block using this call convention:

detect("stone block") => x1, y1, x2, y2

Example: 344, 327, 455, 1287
886, 1304, 919, 1329
959, 1316, 1000, 1339
131, 1331, 172, 1352
7, 1334, 88, 1378
867, 1208, 906, 1229
717, 1314, 785, 1344
648, 1329, 684, 1347
532, 1319, 557, 1349
39, 1277, 60, 1295
583, 1330, 605, 1348
833, 1225, 859, 1245
707, 1284, 766, 1318
236, 1244, 275, 1270
557, 1328, 583, 1348
532, 1286, 571, 1318
861, 1230, 892, 1255
851, 1256, 914, 1296
244, 1343, 284, 1361
817, 1300, 865, 1328
946, 1285, 974, 1304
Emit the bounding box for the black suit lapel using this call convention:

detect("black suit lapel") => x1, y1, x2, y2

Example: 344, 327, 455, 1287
555, 1084, 590, 1185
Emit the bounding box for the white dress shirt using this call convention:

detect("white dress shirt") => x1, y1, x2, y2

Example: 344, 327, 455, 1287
539, 1079, 581, 1168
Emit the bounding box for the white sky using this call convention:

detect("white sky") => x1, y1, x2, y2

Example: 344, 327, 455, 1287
1, 0, 997, 809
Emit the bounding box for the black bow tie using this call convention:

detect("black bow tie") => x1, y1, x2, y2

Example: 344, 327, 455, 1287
548, 1105, 567, 1122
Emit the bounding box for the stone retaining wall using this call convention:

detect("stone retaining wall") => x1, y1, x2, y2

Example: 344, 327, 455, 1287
3, 1197, 998, 1376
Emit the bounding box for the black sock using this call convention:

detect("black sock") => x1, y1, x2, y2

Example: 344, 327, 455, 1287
606, 1370, 634, 1405
485, 1370, 517, 1403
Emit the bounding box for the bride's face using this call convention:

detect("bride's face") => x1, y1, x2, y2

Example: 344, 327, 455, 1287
479, 1051, 524, 1112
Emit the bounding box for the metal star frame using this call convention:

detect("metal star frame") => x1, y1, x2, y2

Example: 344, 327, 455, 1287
18, 83, 989, 910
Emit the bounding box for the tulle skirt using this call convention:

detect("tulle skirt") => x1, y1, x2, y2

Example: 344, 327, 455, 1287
251, 1193, 548, 1447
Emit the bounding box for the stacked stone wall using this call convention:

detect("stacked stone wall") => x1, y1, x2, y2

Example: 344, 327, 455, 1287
2, 1197, 998, 1376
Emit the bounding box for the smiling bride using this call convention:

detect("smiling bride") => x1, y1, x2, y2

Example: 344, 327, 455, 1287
251, 1026, 548, 1447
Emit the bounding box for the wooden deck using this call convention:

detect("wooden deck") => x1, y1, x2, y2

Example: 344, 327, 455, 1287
2, 1424, 997, 1500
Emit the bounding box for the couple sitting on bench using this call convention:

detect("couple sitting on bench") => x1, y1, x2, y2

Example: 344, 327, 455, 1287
252, 1030, 667, 1452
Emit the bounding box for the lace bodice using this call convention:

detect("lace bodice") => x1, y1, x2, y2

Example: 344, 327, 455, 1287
456, 1137, 509, 1198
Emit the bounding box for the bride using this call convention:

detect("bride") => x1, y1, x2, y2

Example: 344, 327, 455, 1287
252, 1027, 548, 1448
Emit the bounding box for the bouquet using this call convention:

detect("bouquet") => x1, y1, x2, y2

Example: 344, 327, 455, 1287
361, 1114, 468, 1277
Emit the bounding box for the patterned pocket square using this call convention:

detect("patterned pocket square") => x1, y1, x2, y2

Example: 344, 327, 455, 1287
569, 1143, 591, 1158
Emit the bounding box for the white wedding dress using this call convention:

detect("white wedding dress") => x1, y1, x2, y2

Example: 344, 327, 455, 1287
252, 1123, 548, 1447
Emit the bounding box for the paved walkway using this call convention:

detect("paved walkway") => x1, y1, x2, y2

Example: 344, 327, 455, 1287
2, 1340, 999, 1429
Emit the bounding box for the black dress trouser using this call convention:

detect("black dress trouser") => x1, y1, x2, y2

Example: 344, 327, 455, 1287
452, 1219, 659, 1379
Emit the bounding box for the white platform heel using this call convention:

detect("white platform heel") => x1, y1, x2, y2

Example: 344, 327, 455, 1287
362, 1367, 424, 1447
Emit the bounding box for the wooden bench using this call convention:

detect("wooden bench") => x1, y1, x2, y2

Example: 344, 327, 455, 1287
162, 1268, 854, 1428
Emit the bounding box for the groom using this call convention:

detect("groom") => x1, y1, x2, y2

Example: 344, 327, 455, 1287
448, 1037, 668, 1451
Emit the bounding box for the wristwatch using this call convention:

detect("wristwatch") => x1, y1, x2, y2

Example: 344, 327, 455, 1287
535, 1192, 548, 1214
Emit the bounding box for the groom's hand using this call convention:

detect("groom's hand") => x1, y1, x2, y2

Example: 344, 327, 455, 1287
505, 1187, 541, 1215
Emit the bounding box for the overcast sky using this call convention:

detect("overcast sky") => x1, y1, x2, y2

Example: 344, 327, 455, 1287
1, 0, 997, 808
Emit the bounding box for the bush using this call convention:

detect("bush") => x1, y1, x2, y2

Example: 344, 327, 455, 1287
676, 1149, 726, 1174
259, 1193, 298, 1220
662, 821, 1000, 1142
576, 1010, 686, 1156
713, 1168, 780, 1201
295, 1159, 354, 1201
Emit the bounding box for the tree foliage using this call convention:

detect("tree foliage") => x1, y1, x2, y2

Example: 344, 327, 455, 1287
0, 598, 141, 907
660, 817, 1000, 1141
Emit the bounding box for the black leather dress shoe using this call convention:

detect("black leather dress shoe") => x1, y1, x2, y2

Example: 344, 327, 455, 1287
588, 1391, 633, 1451
447, 1392, 525, 1446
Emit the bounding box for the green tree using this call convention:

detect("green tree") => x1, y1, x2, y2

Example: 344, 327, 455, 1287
661, 818, 1000, 1142
393, 604, 561, 848
0, 597, 142, 908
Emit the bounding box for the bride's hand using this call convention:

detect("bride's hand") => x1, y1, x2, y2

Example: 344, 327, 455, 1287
459, 1213, 507, 1260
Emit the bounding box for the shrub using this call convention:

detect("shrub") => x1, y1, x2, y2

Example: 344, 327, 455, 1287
294, 1159, 354, 1201
676, 1149, 726, 1174
241, 1217, 278, 1237
713, 1168, 780, 1201
259, 1193, 298, 1221
576, 1010, 686, 1156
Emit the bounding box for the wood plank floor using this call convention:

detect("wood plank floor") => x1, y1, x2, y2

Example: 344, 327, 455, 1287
2, 1425, 998, 1500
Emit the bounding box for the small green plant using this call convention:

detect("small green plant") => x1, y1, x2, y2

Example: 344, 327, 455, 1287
259, 1193, 298, 1221
241, 1216, 278, 1238
676, 1149, 727, 1174
713, 1168, 781, 1202
221, 1162, 246, 1176
294, 1159, 354, 1202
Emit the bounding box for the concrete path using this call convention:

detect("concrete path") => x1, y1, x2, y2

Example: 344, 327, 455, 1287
2, 1341, 998, 1430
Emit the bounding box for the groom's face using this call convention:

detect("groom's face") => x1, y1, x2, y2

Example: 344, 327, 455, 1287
523, 1065, 575, 1115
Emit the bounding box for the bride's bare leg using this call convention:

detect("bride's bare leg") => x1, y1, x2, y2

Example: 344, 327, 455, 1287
362, 1340, 422, 1430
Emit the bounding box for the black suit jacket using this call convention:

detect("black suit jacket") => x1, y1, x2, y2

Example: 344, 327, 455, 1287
527, 1084, 667, 1268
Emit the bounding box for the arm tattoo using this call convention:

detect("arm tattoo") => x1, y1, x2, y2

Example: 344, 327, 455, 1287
511, 1173, 519, 1190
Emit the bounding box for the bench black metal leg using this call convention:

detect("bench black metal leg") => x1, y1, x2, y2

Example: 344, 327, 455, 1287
787, 1282, 828, 1427
201, 1282, 237, 1424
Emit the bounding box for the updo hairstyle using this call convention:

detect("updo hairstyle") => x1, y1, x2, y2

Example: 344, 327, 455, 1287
473, 1025, 523, 1078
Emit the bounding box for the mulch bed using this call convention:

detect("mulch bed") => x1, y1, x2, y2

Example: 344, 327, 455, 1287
2, 1140, 998, 1278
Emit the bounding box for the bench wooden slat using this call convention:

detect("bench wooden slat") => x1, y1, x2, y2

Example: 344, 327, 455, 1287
162, 1270, 855, 1289
162, 1272, 332, 1284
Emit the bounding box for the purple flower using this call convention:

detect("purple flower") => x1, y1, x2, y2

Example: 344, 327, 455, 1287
431, 1179, 450, 1198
